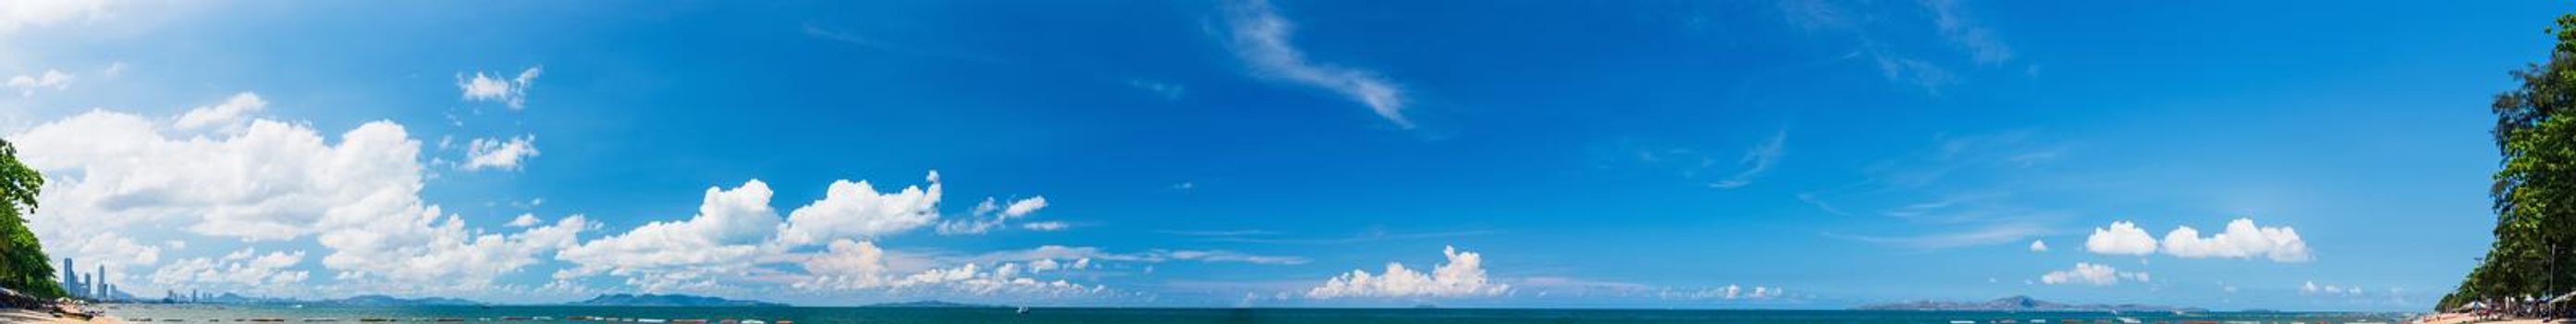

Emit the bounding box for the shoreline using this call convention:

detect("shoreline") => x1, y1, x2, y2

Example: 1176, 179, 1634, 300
2412, 313, 2557, 324
1, 308, 125, 324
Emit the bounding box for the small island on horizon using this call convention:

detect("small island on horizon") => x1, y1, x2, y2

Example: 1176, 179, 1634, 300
859, 300, 1009, 308
1855, 295, 2209, 313
564, 293, 789, 307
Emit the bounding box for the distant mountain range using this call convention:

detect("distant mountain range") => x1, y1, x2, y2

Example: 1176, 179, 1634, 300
861, 300, 1006, 308
181, 293, 483, 306
1855, 295, 2206, 312
565, 293, 789, 307
323, 294, 483, 306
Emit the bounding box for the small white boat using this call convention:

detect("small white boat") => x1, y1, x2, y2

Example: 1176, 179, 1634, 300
637, 319, 666, 324
2117, 318, 2141, 324
742, 320, 765, 324
1955, 320, 1980, 324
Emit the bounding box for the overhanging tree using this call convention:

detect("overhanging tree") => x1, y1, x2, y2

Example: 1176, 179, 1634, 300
2444, 14, 2576, 311
0, 139, 61, 299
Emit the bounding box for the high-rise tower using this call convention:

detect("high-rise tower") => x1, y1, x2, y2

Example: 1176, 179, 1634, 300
59, 258, 74, 297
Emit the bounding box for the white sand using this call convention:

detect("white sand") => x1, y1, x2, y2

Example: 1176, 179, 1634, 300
0, 308, 126, 324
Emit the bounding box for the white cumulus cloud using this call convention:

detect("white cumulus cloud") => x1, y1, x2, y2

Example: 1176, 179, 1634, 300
2038, 262, 2143, 286
172, 93, 267, 131
507, 214, 543, 228
2029, 240, 2048, 252
1306, 245, 1508, 298
458, 66, 542, 109
554, 180, 784, 292
0, 0, 107, 36
462, 135, 539, 171
2161, 218, 2311, 262
7, 69, 71, 96
556, 173, 1066, 293
150, 248, 310, 293
775, 174, 942, 246
10, 101, 590, 293
935, 196, 1049, 235
2084, 221, 2156, 255
791, 239, 1107, 297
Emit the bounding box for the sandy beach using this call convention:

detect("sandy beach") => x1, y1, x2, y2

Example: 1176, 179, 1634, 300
2413, 313, 2558, 324
1, 308, 125, 324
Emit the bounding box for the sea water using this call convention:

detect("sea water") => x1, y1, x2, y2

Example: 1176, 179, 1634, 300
96, 305, 2413, 324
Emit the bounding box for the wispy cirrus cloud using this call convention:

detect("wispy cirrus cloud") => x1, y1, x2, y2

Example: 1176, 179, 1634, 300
1711, 130, 1788, 189
1222, 0, 1413, 128
1776, 0, 2021, 93
1824, 221, 2049, 250
1203, 229, 1502, 244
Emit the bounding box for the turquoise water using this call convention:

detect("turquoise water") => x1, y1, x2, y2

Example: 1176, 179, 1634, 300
99, 305, 2413, 324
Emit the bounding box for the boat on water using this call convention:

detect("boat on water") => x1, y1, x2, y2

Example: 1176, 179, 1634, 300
301, 318, 339, 322
1017, 305, 1031, 314
636, 318, 667, 323
1953, 320, 1979, 323
742, 320, 766, 324
2116, 318, 2142, 324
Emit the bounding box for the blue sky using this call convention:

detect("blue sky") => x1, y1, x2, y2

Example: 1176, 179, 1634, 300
0, 0, 2561, 311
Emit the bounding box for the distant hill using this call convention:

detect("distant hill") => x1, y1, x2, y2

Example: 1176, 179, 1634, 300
322, 294, 483, 306
862, 300, 1006, 308
567, 293, 788, 307
1855, 295, 2205, 312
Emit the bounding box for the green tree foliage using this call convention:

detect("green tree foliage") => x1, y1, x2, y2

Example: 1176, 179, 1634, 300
2443, 15, 2576, 311
0, 139, 61, 299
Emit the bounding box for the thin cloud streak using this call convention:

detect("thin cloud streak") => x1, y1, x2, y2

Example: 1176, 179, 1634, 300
1204, 230, 1503, 244
1222, 0, 1413, 128
1824, 222, 2050, 250
1711, 129, 1788, 189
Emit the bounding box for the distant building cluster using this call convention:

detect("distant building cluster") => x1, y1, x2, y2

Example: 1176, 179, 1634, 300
59, 258, 134, 301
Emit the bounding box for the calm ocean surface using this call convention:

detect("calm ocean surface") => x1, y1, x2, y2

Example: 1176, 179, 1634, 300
97, 305, 2414, 324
